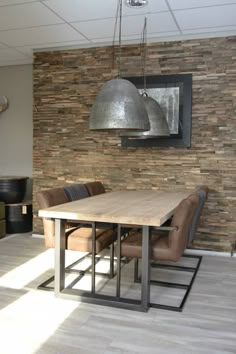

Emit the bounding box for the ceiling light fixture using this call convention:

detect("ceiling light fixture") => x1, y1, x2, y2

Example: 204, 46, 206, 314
89, 0, 150, 131
125, 0, 148, 8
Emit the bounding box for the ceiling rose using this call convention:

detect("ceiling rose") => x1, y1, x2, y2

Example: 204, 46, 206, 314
125, 0, 149, 8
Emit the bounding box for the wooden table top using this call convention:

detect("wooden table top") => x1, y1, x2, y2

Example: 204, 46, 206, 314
38, 190, 191, 227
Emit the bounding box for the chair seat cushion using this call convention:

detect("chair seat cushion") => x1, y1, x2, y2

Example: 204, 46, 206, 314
67, 227, 115, 253
119, 229, 169, 259
119, 228, 191, 262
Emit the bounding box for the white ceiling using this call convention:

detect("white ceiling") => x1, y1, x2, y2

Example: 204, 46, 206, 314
0, 0, 236, 67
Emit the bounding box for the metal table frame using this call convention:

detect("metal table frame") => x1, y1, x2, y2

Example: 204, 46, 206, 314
54, 219, 151, 312
38, 190, 191, 312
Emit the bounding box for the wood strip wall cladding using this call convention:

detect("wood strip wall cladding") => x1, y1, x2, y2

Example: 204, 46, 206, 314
33, 36, 236, 252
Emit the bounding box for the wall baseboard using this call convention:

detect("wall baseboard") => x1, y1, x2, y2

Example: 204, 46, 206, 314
185, 248, 235, 258
0, 232, 32, 242
32, 233, 44, 239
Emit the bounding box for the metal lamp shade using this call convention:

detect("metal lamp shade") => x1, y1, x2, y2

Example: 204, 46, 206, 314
121, 95, 170, 137
89, 79, 150, 131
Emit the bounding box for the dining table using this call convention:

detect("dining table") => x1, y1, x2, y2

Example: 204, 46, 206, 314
38, 189, 191, 312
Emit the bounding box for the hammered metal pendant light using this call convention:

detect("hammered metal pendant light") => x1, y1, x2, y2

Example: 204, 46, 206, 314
126, 93, 170, 137
122, 18, 170, 138
89, 78, 150, 130
89, 0, 150, 131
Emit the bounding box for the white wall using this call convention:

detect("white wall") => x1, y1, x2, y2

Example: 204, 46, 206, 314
0, 65, 33, 199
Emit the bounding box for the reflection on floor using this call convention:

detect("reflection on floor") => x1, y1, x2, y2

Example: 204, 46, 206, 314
0, 233, 236, 354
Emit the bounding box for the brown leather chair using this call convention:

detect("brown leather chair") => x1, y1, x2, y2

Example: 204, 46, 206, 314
36, 186, 115, 251
85, 181, 113, 230
118, 194, 201, 311
120, 195, 198, 262
187, 186, 208, 245
197, 185, 209, 196
154, 187, 208, 246
85, 181, 105, 196
36, 188, 69, 248
36, 186, 116, 289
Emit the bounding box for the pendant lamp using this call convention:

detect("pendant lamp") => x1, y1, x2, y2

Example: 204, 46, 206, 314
89, 0, 150, 131
126, 93, 170, 137
122, 18, 170, 138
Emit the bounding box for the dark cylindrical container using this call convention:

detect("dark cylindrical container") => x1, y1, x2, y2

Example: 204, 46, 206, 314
5, 202, 32, 234
0, 176, 28, 204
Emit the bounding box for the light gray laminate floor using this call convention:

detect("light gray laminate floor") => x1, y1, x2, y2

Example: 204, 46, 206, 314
0, 233, 235, 354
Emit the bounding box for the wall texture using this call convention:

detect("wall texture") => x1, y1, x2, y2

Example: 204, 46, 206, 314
33, 36, 236, 252
0, 64, 33, 199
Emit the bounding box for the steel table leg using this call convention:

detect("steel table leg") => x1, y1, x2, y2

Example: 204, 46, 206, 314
55, 219, 66, 296
116, 224, 121, 298
141, 225, 150, 311
91, 222, 96, 294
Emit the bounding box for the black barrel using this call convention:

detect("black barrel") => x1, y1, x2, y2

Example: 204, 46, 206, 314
5, 202, 32, 234
0, 176, 28, 204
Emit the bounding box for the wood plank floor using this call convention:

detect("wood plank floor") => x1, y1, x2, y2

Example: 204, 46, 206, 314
0, 233, 235, 354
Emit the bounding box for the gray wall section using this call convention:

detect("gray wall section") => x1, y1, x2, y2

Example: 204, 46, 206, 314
0, 64, 33, 200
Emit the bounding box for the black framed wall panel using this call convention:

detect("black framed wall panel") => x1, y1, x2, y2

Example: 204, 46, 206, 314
121, 74, 192, 148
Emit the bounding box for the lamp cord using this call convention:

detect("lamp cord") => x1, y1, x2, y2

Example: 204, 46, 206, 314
142, 17, 147, 94
112, 0, 122, 78
112, 0, 120, 71
118, 0, 122, 78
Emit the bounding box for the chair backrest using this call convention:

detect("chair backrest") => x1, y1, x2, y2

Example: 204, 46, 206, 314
187, 186, 208, 244
36, 188, 68, 208
64, 183, 90, 201
167, 196, 198, 261
36, 188, 69, 248
85, 181, 105, 196
196, 185, 209, 198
